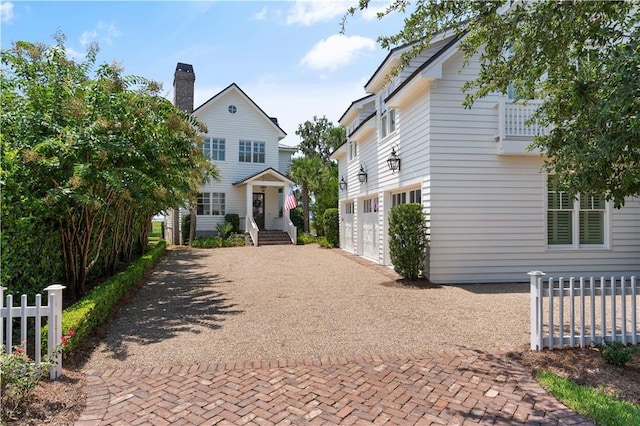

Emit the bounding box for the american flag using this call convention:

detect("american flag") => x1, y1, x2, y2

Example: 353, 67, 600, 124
284, 187, 297, 211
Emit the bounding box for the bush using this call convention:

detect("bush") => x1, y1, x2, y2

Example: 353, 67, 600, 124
1, 331, 73, 419
297, 232, 317, 245
225, 214, 240, 234
216, 222, 233, 239
599, 340, 639, 366
47, 241, 167, 352
191, 234, 245, 248
388, 203, 429, 280
289, 207, 304, 234
323, 208, 339, 247
317, 236, 333, 248
180, 213, 191, 245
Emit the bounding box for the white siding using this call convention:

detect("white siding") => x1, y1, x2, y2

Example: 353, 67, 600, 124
427, 51, 640, 283
193, 88, 285, 234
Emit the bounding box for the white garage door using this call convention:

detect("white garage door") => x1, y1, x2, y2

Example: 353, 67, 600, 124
343, 201, 355, 253
361, 197, 378, 261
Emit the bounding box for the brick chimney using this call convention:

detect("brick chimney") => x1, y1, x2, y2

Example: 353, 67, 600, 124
173, 62, 195, 113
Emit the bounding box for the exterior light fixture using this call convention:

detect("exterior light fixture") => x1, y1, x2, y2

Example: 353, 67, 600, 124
387, 145, 401, 173
357, 165, 368, 183
339, 176, 347, 190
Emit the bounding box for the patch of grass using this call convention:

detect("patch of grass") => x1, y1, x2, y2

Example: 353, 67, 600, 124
536, 370, 640, 426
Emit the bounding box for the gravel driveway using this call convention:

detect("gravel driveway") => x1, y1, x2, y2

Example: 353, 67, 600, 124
82, 245, 531, 371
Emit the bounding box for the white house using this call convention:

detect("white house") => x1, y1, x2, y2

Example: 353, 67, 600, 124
331, 33, 640, 284
165, 63, 297, 246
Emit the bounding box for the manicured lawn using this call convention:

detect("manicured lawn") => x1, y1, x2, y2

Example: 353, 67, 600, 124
536, 370, 640, 426
150, 221, 163, 243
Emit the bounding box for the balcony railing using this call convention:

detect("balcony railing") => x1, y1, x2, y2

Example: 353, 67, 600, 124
496, 99, 549, 155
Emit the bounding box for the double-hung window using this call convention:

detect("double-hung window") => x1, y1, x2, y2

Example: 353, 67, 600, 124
196, 193, 210, 215
379, 84, 397, 138
203, 137, 225, 161
547, 176, 606, 247
239, 140, 265, 163
196, 192, 226, 216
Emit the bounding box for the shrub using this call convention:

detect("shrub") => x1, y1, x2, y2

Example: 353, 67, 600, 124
216, 222, 233, 239
297, 232, 317, 245
191, 236, 223, 248
1, 330, 74, 419
224, 233, 245, 247
388, 203, 429, 280
317, 236, 334, 248
599, 340, 639, 366
225, 214, 240, 234
289, 207, 304, 234
191, 234, 245, 248
323, 208, 339, 247
46, 241, 166, 352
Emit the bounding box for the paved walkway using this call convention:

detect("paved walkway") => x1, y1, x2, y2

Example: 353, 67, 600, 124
77, 350, 591, 425
74, 246, 593, 425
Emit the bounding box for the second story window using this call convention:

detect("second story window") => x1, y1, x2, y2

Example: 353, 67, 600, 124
348, 140, 357, 161
204, 137, 225, 161
379, 84, 397, 139
239, 140, 265, 163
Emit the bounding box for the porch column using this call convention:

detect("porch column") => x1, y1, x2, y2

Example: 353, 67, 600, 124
246, 183, 253, 229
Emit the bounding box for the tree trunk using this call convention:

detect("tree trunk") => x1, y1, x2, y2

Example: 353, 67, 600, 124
189, 205, 196, 245
302, 183, 310, 233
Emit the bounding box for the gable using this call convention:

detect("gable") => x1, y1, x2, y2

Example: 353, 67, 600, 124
193, 83, 286, 140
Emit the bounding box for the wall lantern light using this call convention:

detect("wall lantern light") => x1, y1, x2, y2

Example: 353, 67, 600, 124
339, 176, 347, 190
387, 145, 401, 173
357, 165, 368, 183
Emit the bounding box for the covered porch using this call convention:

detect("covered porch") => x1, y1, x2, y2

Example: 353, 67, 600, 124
232, 168, 297, 246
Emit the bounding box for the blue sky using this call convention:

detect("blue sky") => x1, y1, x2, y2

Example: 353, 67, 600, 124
1, 1, 407, 146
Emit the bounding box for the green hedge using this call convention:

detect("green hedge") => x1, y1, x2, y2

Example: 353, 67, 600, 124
389, 203, 428, 280
47, 241, 167, 352
323, 208, 339, 247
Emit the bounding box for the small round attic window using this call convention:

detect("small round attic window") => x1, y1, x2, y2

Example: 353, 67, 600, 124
228, 105, 237, 114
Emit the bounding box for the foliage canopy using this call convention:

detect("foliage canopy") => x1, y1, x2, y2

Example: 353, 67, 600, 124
1, 33, 216, 299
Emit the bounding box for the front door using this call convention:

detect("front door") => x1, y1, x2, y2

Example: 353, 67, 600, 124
252, 193, 265, 230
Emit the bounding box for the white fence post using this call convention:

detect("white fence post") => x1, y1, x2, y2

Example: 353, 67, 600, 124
528, 271, 545, 350
44, 284, 65, 379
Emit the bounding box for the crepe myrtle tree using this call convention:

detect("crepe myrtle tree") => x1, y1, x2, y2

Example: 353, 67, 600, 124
345, 1, 639, 207
1, 32, 217, 300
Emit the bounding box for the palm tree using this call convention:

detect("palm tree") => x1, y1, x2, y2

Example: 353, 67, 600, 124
289, 156, 323, 233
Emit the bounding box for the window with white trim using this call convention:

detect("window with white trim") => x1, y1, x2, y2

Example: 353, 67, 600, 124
547, 176, 606, 247
348, 140, 357, 161
203, 137, 225, 161
392, 189, 421, 207
345, 201, 354, 214
197, 192, 226, 216
379, 84, 397, 138
363, 197, 378, 213
239, 140, 265, 163
196, 193, 210, 215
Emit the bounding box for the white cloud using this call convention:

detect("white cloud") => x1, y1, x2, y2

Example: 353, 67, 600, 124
79, 21, 122, 46
286, 0, 355, 26
300, 34, 375, 73
1, 2, 14, 23
360, 0, 392, 20
252, 6, 268, 20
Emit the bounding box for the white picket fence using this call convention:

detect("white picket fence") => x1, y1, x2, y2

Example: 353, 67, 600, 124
0, 285, 65, 379
529, 271, 639, 351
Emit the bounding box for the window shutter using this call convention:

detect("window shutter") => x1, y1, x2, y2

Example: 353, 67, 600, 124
548, 211, 572, 245
579, 194, 605, 244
